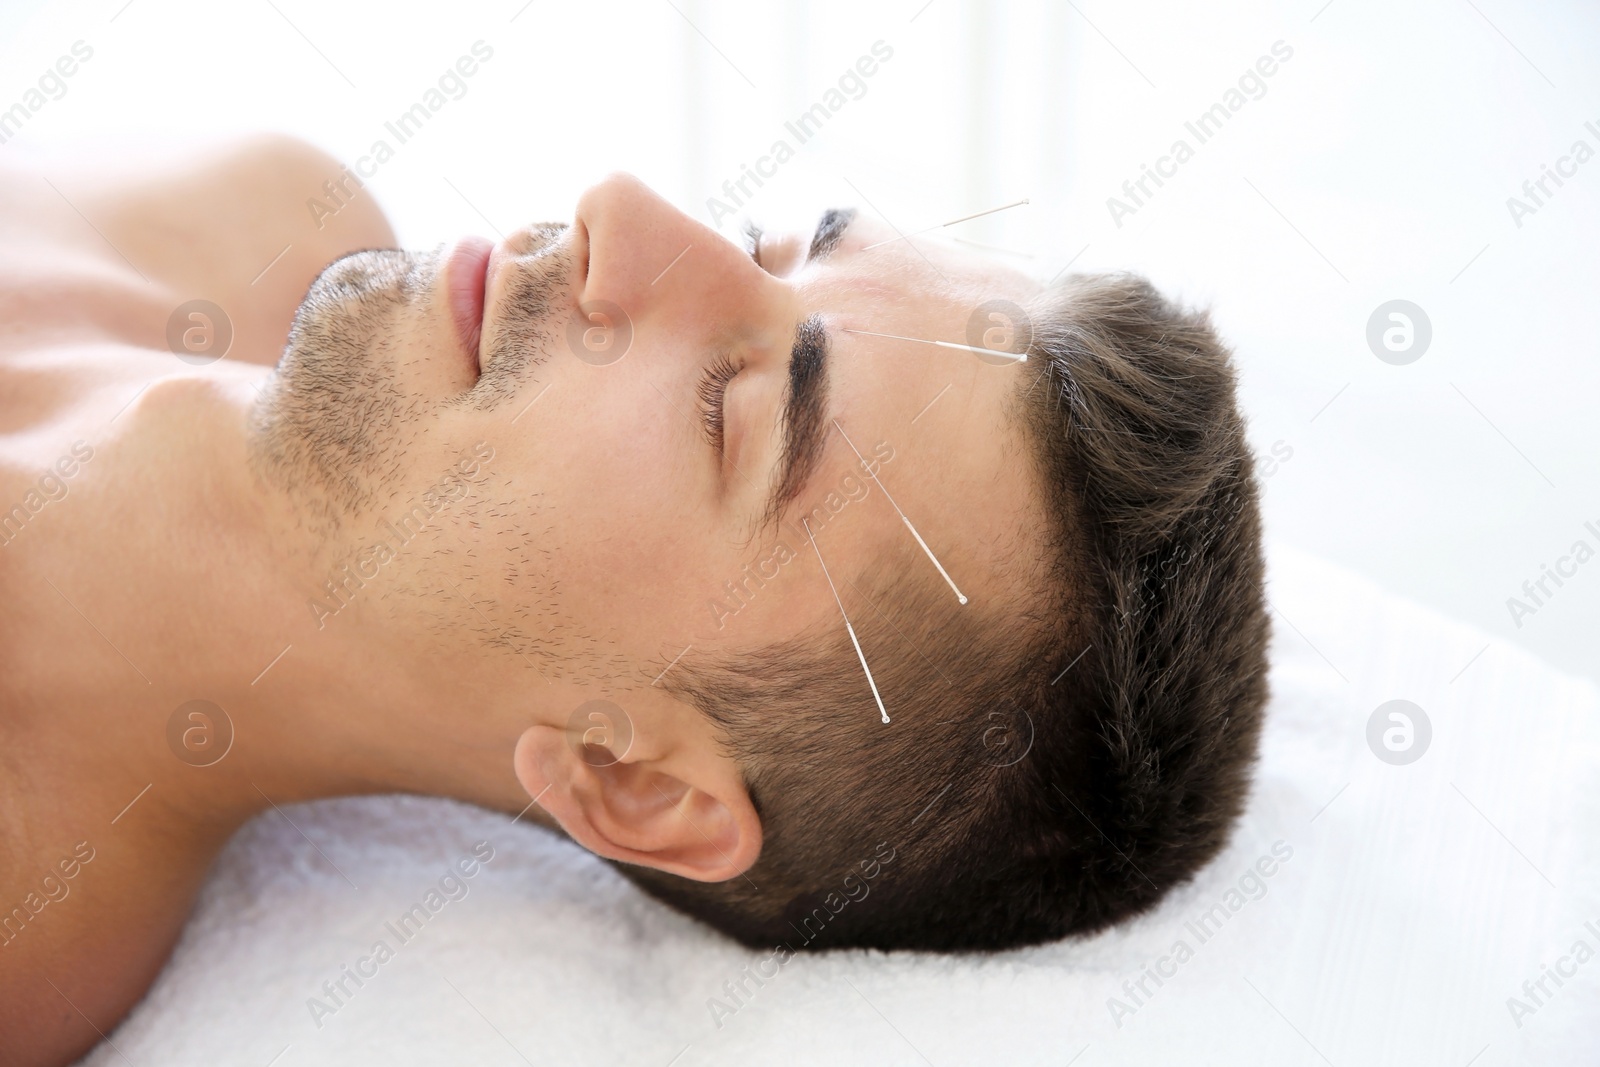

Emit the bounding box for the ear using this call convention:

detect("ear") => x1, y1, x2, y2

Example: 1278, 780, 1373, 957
512, 721, 762, 882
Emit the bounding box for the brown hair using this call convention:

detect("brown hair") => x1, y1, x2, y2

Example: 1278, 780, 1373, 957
627, 272, 1271, 952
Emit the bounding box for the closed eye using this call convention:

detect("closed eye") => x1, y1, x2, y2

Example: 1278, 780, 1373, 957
695, 353, 742, 453
741, 220, 764, 268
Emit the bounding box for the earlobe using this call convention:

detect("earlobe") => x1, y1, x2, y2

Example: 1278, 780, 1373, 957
512, 724, 762, 883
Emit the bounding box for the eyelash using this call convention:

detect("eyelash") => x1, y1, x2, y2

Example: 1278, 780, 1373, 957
696, 222, 763, 454
741, 220, 764, 266
696, 353, 742, 453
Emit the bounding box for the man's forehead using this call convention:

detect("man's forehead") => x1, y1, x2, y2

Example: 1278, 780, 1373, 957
782, 212, 1047, 609
816, 210, 1036, 279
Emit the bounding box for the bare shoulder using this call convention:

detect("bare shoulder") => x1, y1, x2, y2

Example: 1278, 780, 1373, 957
77, 132, 397, 290
4, 135, 399, 366
160, 132, 397, 252
7, 133, 393, 251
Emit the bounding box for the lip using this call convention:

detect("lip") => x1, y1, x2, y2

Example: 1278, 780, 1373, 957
444, 235, 494, 374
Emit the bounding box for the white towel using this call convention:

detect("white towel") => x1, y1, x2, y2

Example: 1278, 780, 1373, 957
78, 544, 1600, 1066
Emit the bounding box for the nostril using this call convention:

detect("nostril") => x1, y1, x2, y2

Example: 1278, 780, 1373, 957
573, 173, 712, 309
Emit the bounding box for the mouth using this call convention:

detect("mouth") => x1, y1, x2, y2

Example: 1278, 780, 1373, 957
445, 235, 495, 376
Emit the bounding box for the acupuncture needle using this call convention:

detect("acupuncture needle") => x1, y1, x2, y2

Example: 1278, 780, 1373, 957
860, 198, 1030, 251
832, 419, 967, 605
804, 517, 890, 724
841, 327, 1028, 363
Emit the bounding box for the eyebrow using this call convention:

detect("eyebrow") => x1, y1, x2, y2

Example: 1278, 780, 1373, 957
761, 209, 856, 526
765, 315, 830, 525
806, 207, 855, 263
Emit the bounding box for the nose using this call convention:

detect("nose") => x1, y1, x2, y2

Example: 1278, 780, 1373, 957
573, 172, 795, 354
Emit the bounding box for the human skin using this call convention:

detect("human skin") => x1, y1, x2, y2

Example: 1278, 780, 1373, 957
0, 136, 1044, 1065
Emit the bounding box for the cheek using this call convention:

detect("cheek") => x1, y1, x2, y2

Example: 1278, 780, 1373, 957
491, 397, 719, 642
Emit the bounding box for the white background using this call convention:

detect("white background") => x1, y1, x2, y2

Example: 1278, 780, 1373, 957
2, 0, 1596, 688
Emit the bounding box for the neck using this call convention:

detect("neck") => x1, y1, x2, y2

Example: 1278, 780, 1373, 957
4, 370, 546, 852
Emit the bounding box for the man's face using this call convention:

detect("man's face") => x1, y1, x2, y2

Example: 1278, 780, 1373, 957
252, 173, 1044, 696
